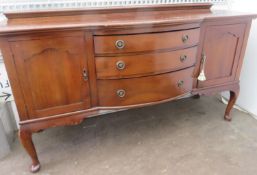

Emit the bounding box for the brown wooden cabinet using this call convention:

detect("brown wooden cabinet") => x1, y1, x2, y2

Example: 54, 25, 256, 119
0, 3, 256, 173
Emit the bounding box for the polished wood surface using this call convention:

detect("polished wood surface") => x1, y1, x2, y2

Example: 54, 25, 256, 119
0, 4, 256, 173
19, 128, 40, 173
97, 67, 194, 106
96, 47, 197, 79
10, 33, 91, 118
5, 3, 213, 19
224, 87, 240, 121
197, 23, 246, 88
0, 4, 255, 35
94, 28, 200, 54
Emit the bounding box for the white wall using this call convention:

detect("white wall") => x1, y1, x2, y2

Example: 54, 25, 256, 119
0, 52, 20, 128
222, 0, 257, 117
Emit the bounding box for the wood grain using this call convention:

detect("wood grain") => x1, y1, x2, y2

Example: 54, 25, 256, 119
197, 23, 246, 88
0, 4, 255, 173
96, 47, 197, 79
19, 128, 40, 173
94, 28, 200, 54
97, 67, 194, 106
10, 34, 91, 118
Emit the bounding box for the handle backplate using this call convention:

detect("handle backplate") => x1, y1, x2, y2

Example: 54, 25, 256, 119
115, 40, 125, 49
182, 35, 189, 43
116, 61, 126, 70
178, 80, 184, 88
117, 89, 126, 98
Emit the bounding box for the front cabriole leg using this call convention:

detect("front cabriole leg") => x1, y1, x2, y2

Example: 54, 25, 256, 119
19, 127, 41, 173
224, 86, 240, 122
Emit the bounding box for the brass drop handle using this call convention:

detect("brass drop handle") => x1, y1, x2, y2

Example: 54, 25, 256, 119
197, 53, 207, 81
115, 40, 125, 49
180, 55, 187, 62
83, 69, 88, 81
182, 34, 189, 43
117, 89, 126, 98
177, 80, 184, 88
116, 60, 126, 70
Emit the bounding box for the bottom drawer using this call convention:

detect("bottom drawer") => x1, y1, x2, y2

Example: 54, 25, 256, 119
97, 67, 194, 107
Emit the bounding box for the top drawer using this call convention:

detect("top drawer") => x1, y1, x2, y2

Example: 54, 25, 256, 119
94, 28, 200, 55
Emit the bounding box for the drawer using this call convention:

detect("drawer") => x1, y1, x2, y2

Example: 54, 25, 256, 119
94, 28, 200, 54
96, 47, 197, 79
97, 67, 194, 107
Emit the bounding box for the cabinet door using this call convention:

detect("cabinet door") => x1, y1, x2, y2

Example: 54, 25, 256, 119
197, 24, 246, 88
11, 35, 91, 118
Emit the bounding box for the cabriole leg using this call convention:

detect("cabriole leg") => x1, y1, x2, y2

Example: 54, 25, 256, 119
224, 88, 239, 122
19, 128, 40, 173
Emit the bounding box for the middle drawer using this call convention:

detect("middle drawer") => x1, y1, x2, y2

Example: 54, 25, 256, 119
96, 46, 197, 79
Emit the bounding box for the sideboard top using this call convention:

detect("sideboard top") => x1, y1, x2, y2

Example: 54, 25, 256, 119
0, 3, 256, 35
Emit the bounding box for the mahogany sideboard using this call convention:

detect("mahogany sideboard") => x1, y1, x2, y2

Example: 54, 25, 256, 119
0, 3, 256, 173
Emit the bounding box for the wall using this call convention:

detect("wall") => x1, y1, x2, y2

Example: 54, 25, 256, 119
0, 51, 20, 130
222, 0, 257, 117
0, 103, 17, 158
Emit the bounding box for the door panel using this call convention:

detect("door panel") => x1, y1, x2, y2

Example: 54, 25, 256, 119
10, 35, 91, 118
198, 24, 246, 88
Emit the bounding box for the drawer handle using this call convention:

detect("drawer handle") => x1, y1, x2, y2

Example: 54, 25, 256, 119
182, 35, 189, 43
177, 80, 184, 88
115, 40, 125, 49
180, 55, 187, 62
117, 89, 126, 98
116, 61, 126, 70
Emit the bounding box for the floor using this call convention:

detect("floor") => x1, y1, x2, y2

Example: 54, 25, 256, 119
1, 96, 257, 175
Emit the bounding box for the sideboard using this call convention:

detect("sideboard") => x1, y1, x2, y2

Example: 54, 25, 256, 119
0, 3, 256, 173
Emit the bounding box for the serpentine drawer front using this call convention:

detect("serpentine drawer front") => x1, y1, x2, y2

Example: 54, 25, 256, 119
94, 28, 200, 54
97, 67, 194, 106
96, 47, 197, 79
0, 3, 256, 173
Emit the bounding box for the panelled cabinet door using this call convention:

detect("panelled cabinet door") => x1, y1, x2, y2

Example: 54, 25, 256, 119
197, 24, 246, 88
10, 35, 91, 119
